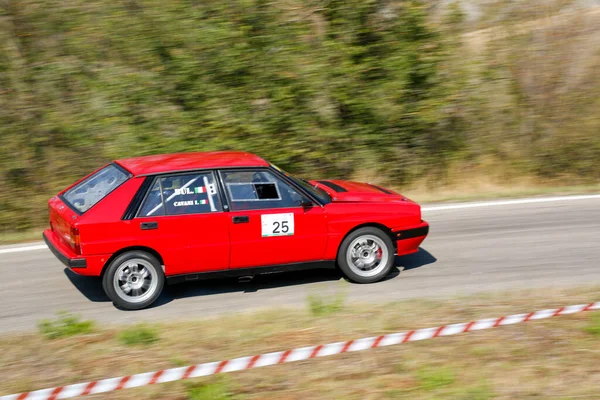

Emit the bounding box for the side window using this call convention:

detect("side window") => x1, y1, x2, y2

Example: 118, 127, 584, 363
220, 170, 306, 211
138, 172, 222, 217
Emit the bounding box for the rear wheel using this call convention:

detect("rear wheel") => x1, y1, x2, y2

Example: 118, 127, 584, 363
337, 227, 395, 283
102, 251, 164, 310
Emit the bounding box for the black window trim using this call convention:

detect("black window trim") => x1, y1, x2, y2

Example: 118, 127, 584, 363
61, 162, 132, 216
124, 166, 326, 218
133, 170, 226, 219
122, 176, 154, 220
267, 167, 327, 207
268, 167, 326, 206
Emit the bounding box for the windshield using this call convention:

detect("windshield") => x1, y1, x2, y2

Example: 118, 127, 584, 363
63, 164, 130, 213
271, 164, 332, 205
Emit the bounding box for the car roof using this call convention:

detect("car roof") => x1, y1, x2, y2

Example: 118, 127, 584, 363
115, 151, 269, 176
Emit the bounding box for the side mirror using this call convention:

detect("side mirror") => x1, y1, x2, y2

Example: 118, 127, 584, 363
301, 199, 313, 208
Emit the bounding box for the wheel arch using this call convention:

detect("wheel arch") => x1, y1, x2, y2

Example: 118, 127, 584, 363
101, 246, 165, 277
339, 222, 397, 254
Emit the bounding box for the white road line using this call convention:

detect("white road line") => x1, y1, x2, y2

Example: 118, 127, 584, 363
421, 194, 600, 212
0, 244, 48, 255
0, 194, 598, 255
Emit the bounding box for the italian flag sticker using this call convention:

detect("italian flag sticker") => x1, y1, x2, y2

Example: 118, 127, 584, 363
194, 187, 206, 193
199, 199, 208, 205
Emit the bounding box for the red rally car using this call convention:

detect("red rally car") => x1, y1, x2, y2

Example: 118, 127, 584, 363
44, 151, 429, 310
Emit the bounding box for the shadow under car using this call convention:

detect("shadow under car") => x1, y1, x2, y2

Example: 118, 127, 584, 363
64, 247, 437, 308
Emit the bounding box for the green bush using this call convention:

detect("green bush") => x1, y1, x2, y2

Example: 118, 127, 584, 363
187, 381, 232, 400
0, 0, 462, 232
117, 324, 159, 346
170, 356, 189, 367
416, 366, 456, 391
307, 290, 346, 317
1, 0, 599, 233
584, 313, 600, 337
38, 312, 95, 339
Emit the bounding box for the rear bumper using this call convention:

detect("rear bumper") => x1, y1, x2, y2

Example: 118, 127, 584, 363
393, 220, 429, 256
43, 230, 87, 269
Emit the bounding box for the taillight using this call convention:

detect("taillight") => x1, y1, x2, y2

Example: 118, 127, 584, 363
71, 227, 81, 255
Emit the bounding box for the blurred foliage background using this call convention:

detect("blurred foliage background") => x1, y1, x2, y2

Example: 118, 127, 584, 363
0, 0, 599, 231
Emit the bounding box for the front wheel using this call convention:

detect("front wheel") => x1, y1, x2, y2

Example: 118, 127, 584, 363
337, 227, 395, 283
102, 251, 164, 310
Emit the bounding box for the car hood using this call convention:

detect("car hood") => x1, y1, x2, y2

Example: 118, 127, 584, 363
309, 179, 414, 204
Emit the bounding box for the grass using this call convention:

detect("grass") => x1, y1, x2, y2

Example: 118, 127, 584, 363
455, 385, 495, 400
0, 228, 44, 245
37, 312, 95, 339
169, 356, 189, 367
307, 294, 343, 316
404, 182, 600, 204
399, 172, 600, 204
2, 286, 599, 399
583, 312, 600, 337
307, 286, 346, 317
187, 380, 234, 400
117, 324, 159, 346
416, 367, 456, 391
351, 157, 600, 204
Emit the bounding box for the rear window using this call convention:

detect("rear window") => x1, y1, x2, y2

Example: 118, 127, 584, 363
63, 164, 130, 213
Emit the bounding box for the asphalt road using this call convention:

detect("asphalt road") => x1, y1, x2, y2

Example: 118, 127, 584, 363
1, 196, 599, 333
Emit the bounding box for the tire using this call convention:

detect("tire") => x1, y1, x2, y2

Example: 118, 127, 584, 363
102, 251, 164, 310
337, 227, 395, 284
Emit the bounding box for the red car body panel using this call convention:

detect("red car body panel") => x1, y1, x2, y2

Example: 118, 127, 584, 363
43, 151, 429, 279
115, 151, 269, 176
227, 206, 329, 269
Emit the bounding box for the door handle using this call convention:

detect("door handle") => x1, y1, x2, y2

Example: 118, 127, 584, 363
232, 216, 249, 224
141, 222, 158, 230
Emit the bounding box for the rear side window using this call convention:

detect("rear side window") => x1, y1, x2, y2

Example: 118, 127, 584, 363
63, 164, 130, 213
138, 180, 165, 217
138, 172, 222, 217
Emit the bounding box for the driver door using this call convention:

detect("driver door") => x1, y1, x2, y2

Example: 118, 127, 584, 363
219, 169, 328, 269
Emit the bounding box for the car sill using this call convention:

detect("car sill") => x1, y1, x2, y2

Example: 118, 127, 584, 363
166, 260, 336, 285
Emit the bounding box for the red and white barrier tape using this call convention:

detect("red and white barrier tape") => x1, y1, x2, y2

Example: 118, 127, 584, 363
2, 301, 598, 400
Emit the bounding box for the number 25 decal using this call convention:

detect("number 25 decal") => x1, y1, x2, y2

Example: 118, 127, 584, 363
261, 213, 294, 237
272, 221, 290, 234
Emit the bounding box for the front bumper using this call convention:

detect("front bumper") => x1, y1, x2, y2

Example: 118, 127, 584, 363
393, 220, 429, 256
43, 230, 87, 269
394, 221, 429, 241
